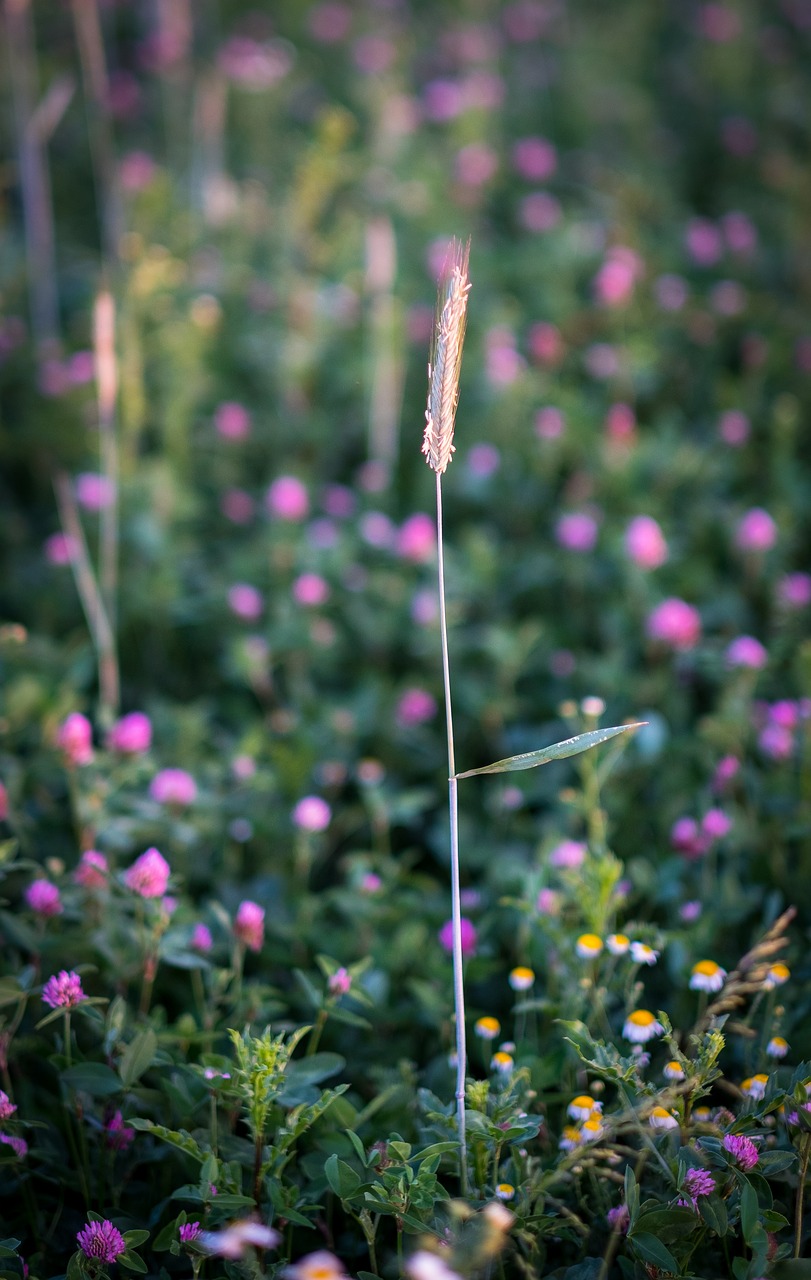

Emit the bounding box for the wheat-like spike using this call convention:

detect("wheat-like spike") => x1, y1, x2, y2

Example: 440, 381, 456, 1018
422, 237, 471, 474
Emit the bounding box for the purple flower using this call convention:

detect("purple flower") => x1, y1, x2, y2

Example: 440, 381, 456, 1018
234, 900, 265, 953
723, 1132, 759, 1171
735, 508, 777, 553
104, 1110, 135, 1150
328, 967, 352, 997
75, 850, 108, 889
191, 923, 213, 953
228, 583, 264, 620
396, 688, 437, 727
438, 917, 477, 957
76, 1219, 127, 1264
726, 636, 768, 669
512, 135, 557, 181
214, 401, 251, 440
149, 769, 197, 806
549, 840, 587, 870
293, 573, 330, 607
266, 476, 309, 521
292, 795, 331, 832
0, 1133, 27, 1157
670, 817, 709, 860
625, 516, 668, 569
124, 848, 171, 899
179, 1221, 202, 1244
396, 513, 436, 563
647, 598, 702, 652
42, 970, 87, 1010
555, 512, 599, 553
0, 1089, 17, 1120
107, 712, 152, 754
607, 1204, 630, 1233
679, 1167, 715, 1209
76, 472, 116, 511
56, 712, 94, 766
701, 808, 732, 840
25, 879, 63, 917
777, 572, 811, 610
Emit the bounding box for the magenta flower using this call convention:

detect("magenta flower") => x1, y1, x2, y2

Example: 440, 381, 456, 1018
777, 572, 811, 610
0, 1133, 28, 1158
56, 712, 94, 766
625, 516, 668, 570
528, 322, 564, 367
234, 900, 265, 952
726, 635, 768, 669
702, 808, 732, 840
292, 573, 330, 607
723, 1132, 759, 1171
76, 1219, 127, 1264
25, 879, 63, 917
647, 598, 702, 652
107, 712, 152, 754
179, 1221, 202, 1244
42, 970, 87, 1010
105, 1110, 135, 1150
396, 687, 437, 727
605, 402, 636, 442
0, 1089, 17, 1120
191, 923, 213, 953
549, 840, 587, 870
735, 508, 777, 553
76, 472, 116, 511
124, 848, 171, 899
537, 888, 562, 916
396, 513, 436, 563
607, 1204, 630, 1233
467, 443, 500, 477
512, 135, 557, 181
712, 755, 740, 790
266, 475, 309, 521
438, 917, 477, 957
759, 723, 794, 760
670, 816, 710, 860
221, 488, 255, 524
74, 850, 108, 889
214, 401, 251, 440
328, 967, 352, 997
292, 795, 331, 832
593, 246, 643, 308
150, 769, 197, 806
519, 191, 562, 233
45, 532, 78, 565
554, 512, 599, 553
0, 780, 6, 822
228, 583, 264, 620
718, 410, 750, 446
679, 1167, 715, 1209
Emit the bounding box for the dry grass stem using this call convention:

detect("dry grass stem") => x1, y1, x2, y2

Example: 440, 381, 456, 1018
422, 238, 471, 475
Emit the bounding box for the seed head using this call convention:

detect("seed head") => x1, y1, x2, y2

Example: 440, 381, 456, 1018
422, 239, 471, 475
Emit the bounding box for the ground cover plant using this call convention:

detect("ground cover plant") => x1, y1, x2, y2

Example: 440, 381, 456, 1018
1, 1, 810, 1277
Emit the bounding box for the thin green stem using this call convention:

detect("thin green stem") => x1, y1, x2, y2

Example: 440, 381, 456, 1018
794, 1132, 811, 1258
435, 471, 467, 1195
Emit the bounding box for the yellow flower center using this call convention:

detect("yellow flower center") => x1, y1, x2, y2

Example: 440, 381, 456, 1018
693, 960, 721, 976
628, 1009, 655, 1026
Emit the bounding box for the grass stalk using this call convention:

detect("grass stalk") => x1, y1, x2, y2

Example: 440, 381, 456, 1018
435, 469, 467, 1191
422, 237, 471, 1192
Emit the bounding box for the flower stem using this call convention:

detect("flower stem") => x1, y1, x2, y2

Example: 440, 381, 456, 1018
794, 1131, 811, 1257
435, 470, 468, 1194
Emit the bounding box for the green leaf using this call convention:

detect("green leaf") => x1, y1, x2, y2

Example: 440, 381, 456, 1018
62, 1063, 122, 1097
629, 1232, 679, 1274
324, 1153, 362, 1201
130, 1120, 208, 1163
454, 723, 645, 778
119, 1029, 158, 1088
284, 1053, 346, 1086
118, 1251, 147, 1273
634, 1207, 697, 1239
740, 1179, 759, 1242
699, 1194, 728, 1236
758, 1149, 797, 1175
123, 1231, 150, 1249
